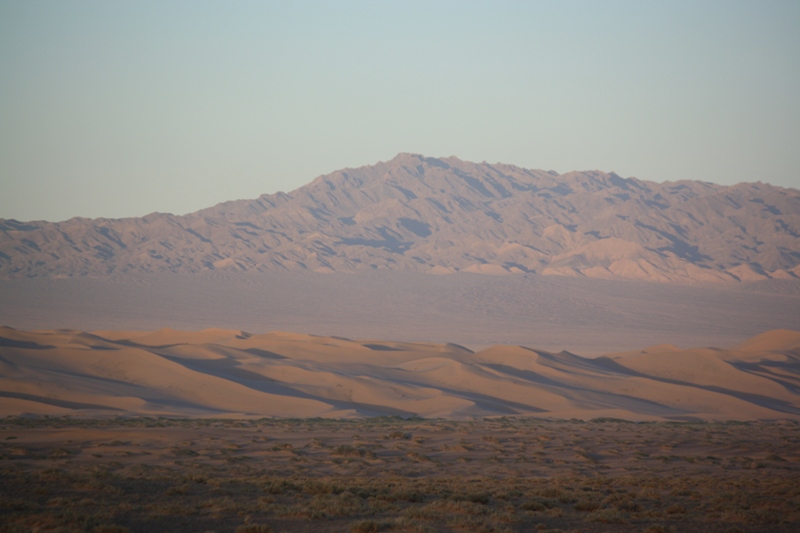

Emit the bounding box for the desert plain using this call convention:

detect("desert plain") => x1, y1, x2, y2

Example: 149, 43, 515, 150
1, 323, 800, 532
1, 417, 799, 533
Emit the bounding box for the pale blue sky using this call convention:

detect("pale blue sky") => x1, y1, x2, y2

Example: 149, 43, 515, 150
1, 0, 798, 222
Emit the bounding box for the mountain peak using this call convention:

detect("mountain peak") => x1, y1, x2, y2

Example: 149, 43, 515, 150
384, 152, 464, 169
388, 152, 425, 163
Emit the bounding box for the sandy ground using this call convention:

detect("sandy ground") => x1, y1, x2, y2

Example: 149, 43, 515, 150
1, 417, 798, 532
1, 326, 799, 421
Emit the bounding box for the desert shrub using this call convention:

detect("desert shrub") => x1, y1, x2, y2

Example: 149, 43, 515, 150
403, 504, 444, 521
450, 491, 491, 504
333, 445, 374, 458
298, 492, 369, 519
419, 499, 489, 517
165, 484, 190, 495
586, 508, 626, 523
350, 520, 392, 532
262, 478, 297, 494
405, 452, 431, 462
394, 517, 438, 533
48, 447, 73, 458
538, 487, 562, 498
390, 490, 426, 503
171, 447, 198, 456
643, 525, 673, 533
187, 474, 207, 484
302, 480, 344, 495
638, 488, 661, 500
573, 500, 601, 512
746, 507, 783, 524
345, 486, 377, 499
521, 500, 547, 512
93, 526, 129, 533
615, 498, 641, 512
468, 492, 491, 505
235, 525, 273, 533
557, 493, 577, 504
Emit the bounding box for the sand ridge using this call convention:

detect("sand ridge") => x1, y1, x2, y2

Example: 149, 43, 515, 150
1, 327, 799, 420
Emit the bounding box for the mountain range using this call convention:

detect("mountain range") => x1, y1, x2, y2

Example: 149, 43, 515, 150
2, 153, 799, 282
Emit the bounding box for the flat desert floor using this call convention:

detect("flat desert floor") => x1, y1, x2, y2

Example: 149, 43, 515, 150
2, 272, 800, 354
1, 417, 799, 532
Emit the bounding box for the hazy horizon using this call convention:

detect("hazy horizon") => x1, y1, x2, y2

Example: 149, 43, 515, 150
2, 0, 799, 222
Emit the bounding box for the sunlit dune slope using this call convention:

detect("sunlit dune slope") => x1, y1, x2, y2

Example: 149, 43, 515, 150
733, 329, 800, 352
1, 326, 798, 420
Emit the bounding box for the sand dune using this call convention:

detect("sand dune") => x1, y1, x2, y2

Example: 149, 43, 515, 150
733, 328, 800, 352
1, 326, 798, 420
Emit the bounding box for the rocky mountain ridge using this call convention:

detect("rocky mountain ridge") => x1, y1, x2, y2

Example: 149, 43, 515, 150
1, 153, 799, 282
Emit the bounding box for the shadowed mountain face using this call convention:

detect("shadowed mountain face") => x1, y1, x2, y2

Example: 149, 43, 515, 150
1, 153, 799, 282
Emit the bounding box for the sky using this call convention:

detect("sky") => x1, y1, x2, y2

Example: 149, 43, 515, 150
1, 0, 799, 222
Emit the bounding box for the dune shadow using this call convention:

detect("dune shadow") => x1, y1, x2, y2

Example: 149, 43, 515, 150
0, 391, 122, 411
477, 363, 691, 416
592, 357, 800, 416
154, 353, 351, 408
244, 348, 287, 360
376, 369, 547, 415
729, 359, 800, 393
114, 339, 187, 349
0, 337, 55, 350
186, 358, 421, 416
363, 344, 403, 352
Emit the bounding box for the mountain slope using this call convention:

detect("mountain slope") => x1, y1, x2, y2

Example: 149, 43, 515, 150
1, 153, 798, 282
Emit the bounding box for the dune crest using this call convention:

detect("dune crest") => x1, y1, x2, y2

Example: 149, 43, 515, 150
1, 326, 798, 420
